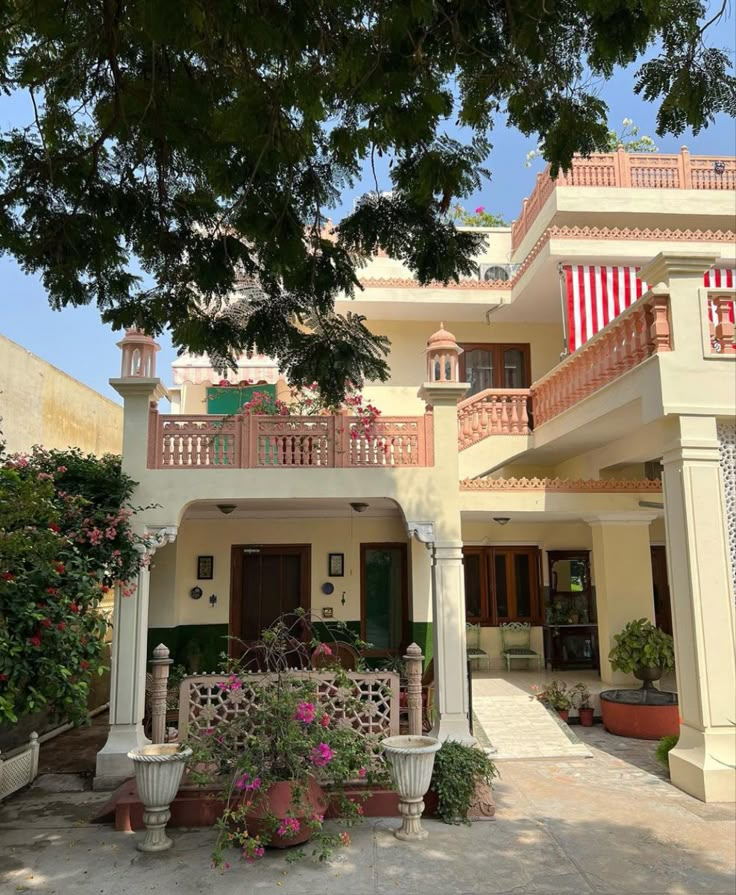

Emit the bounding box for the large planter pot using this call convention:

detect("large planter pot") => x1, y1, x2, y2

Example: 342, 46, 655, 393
245, 778, 327, 848
128, 744, 192, 852
382, 735, 441, 841
600, 689, 679, 740
557, 709, 570, 723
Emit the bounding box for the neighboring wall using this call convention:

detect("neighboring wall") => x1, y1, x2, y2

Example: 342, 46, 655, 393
362, 320, 563, 414
0, 335, 123, 455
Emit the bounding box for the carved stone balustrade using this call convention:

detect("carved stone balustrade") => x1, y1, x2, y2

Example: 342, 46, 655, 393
457, 389, 531, 450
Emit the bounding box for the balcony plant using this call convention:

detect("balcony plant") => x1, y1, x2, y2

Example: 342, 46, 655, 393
570, 683, 594, 726
531, 680, 572, 721
608, 619, 675, 689
186, 615, 385, 867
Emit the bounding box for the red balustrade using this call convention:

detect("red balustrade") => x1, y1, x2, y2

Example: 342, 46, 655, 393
530, 293, 671, 427
511, 148, 735, 250
457, 389, 531, 450
147, 411, 434, 469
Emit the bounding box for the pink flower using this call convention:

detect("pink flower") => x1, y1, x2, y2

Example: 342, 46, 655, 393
475, 205, 485, 214
319, 713, 330, 728
357, 767, 367, 779
234, 773, 261, 792
254, 846, 265, 857
339, 832, 351, 846
295, 701, 316, 724
56, 466, 67, 473
309, 743, 334, 767
276, 817, 300, 837
313, 642, 332, 657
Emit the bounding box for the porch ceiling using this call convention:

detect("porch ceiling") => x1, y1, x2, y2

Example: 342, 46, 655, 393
181, 497, 401, 519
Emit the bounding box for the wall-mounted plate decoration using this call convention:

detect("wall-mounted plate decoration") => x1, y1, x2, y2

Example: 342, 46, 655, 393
190, 586, 203, 600
321, 582, 335, 595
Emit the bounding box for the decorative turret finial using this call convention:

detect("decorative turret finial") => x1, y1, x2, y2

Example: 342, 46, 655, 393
117, 328, 160, 379
426, 323, 462, 382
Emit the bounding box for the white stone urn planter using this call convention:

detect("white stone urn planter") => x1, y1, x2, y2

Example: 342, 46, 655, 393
382, 734, 441, 841
127, 744, 192, 852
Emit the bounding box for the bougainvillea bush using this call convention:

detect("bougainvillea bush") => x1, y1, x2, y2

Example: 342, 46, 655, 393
187, 616, 386, 867
0, 445, 145, 725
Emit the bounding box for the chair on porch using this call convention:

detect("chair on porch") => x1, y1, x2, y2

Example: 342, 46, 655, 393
466, 623, 491, 672
500, 622, 543, 672
311, 641, 359, 670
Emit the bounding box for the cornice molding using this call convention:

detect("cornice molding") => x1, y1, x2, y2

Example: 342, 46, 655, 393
461, 477, 663, 493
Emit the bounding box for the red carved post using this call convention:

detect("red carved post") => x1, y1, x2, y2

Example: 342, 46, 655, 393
147, 402, 160, 468
649, 293, 672, 352
714, 296, 735, 353
679, 146, 692, 190
424, 407, 434, 466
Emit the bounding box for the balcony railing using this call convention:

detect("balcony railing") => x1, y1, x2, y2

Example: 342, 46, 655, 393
511, 148, 736, 250
457, 389, 531, 449
530, 291, 671, 428
147, 408, 434, 469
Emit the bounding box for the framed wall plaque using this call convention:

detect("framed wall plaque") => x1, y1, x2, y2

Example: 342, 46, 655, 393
328, 553, 344, 577
197, 555, 214, 580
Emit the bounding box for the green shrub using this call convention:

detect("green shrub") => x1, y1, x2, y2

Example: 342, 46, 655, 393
430, 740, 499, 825
608, 618, 675, 674
655, 734, 679, 770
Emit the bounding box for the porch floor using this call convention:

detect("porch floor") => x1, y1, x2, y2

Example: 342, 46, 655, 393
470, 668, 677, 761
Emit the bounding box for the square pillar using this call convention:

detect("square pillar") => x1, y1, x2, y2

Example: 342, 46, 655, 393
95, 527, 176, 789
586, 514, 658, 685
661, 415, 736, 802
430, 541, 474, 743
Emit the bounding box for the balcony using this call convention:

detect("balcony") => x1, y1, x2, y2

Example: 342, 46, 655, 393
146, 408, 434, 469
511, 149, 736, 252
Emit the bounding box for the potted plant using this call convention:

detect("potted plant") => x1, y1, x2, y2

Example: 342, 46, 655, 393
187, 616, 382, 867
531, 680, 572, 721
429, 740, 499, 825
601, 619, 678, 739
570, 683, 594, 726
608, 618, 675, 688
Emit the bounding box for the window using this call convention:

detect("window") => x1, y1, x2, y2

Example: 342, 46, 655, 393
458, 344, 531, 396
463, 546, 542, 624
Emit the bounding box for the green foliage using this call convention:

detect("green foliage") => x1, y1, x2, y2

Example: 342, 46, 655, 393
531, 680, 573, 712
655, 734, 679, 770
608, 619, 675, 674
605, 118, 658, 153
0, 3, 733, 400
450, 205, 508, 228
430, 740, 499, 825
569, 682, 592, 710
0, 445, 144, 725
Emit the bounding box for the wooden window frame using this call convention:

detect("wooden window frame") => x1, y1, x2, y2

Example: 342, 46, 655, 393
229, 544, 311, 655
458, 343, 532, 391
463, 545, 542, 626
360, 542, 409, 657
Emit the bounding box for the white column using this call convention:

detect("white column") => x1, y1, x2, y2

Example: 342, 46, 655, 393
94, 527, 176, 789
430, 541, 474, 743
661, 415, 736, 802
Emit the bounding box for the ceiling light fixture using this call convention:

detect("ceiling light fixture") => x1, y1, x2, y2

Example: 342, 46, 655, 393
217, 504, 237, 515
350, 502, 369, 514
493, 516, 511, 526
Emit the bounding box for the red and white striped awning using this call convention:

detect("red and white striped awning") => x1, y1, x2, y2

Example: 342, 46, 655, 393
564, 265, 735, 353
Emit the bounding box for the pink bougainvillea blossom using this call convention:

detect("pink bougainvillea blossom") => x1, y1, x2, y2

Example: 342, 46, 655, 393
357, 767, 367, 779
276, 817, 301, 837
309, 743, 334, 767
234, 773, 261, 793
313, 642, 332, 657
294, 701, 316, 724
319, 713, 331, 728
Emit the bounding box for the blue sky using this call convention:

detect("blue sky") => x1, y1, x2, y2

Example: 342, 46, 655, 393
1, 17, 734, 402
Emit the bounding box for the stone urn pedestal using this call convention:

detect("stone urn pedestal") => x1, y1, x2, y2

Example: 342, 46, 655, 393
127, 744, 192, 852
382, 735, 441, 841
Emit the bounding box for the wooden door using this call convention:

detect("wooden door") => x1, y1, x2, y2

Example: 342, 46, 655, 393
230, 545, 310, 651
650, 546, 672, 636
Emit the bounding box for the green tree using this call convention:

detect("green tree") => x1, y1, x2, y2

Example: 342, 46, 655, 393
526, 118, 658, 167
0, 2, 733, 402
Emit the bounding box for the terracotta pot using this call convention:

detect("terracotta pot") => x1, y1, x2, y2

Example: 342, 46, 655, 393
557, 709, 569, 722
578, 707, 594, 727
245, 778, 327, 848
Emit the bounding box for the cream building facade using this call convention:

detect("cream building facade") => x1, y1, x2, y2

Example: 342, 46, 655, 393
96, 148, 736, 803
